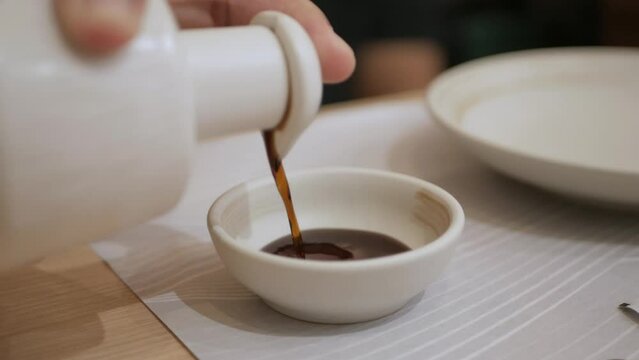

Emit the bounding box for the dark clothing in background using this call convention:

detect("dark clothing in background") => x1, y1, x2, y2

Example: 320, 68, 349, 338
314, 0, 600, 103
451, 0, 599, 62
314, 0, 452, 103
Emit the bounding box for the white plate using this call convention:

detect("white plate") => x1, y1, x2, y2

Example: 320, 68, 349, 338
427, 47, 639, 206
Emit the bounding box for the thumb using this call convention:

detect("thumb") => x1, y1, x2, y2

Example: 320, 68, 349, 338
55, 0, 146, 55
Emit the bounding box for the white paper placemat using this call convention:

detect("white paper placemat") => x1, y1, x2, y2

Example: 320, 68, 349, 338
94, 96, 639, 360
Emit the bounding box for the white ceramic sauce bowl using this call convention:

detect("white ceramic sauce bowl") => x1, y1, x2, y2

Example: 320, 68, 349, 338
207, 168, 464, 323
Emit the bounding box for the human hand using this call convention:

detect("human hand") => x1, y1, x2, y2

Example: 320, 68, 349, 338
54, 0, 355, 84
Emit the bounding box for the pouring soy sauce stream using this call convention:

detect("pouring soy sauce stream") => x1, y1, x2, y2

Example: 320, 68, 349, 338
262, 131, 411, 261
263, 130, 306, 257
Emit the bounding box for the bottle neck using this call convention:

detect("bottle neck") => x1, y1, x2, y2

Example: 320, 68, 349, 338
179, 12, 322, 158
178, 26, 288, 140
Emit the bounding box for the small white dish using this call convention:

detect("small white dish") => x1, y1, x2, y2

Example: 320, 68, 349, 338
207, 167, 464, 323
427, 47, 639, 206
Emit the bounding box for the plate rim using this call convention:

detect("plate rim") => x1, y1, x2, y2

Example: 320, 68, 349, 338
425, 46, 639, 178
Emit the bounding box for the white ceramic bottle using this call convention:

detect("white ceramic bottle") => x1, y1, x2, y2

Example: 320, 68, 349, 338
0, 1, 322, 270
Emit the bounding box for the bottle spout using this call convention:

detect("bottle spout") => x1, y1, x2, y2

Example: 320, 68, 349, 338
179, 26, 287, 140
180, 11, 322, 158
250, 11, 322, 158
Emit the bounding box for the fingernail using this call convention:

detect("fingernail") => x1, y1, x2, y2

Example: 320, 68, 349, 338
83, 0, 140, 28
80, 0, 145, 53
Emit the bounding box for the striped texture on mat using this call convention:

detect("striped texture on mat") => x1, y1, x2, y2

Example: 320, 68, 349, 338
95, 97, 639, 360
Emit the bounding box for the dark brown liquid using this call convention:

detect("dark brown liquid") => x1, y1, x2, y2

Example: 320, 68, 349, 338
262, 130, 410, 261
262, 229, 411, 260
263, 130, 305, 257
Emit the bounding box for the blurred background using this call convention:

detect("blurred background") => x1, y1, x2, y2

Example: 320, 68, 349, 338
314, 0, 639, 103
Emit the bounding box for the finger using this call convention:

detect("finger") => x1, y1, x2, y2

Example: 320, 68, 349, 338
208, 0, 355, 84
307, 21, 356, 84
55, 0, 146, 55
170, 1, 215, 28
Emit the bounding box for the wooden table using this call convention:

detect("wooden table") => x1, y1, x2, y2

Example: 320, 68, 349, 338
0, 92, 421, 360
0, 245, 194, 359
